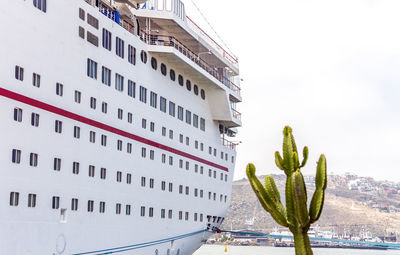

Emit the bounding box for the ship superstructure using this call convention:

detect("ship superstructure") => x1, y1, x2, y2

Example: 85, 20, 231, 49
0, 0, 241, 254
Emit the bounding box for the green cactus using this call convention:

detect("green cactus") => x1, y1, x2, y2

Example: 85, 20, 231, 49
246, 126, 327, 255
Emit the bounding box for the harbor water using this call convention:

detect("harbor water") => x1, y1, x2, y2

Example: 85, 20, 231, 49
194, 245, 400, 255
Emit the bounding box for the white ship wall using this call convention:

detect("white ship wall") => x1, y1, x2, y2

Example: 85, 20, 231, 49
0, 0, 237, 254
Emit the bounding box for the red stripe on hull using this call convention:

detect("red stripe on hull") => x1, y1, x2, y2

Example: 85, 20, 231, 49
0, 87, 229, 172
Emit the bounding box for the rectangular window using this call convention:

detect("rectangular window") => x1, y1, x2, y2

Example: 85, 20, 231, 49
149, 207, 154, 217
28, 194, 37, 208
162, 127, 166, 136
87, 14, 99, 29
161, 181, 166, 191
185, 186, 189, 195
139, 86, 147, 103
87, 59, 98, 79
33, 0, 46, 12
177, 106, 184, 121
55, 120, 62, 133
169, 101, 175, 117
116, 37, 125, 58
200, 214, 204, 222
101, 168, 107, 179
169, 130, 173, 140
186, 137, 190, 146
128, 80, 136, 98
56, 83, 64, 96
168, 209, 173, 219
179, 211, 183, 220
117, 140, 123, 151
101, 135, 107, 146
195, 188, 198, 197
169, 156, 173, 166
179, 185, 183, 194
116, 171, 122, 182
52, 196, 60, 209
194, 213, 198, 221
74, 126, 80, 139
87, 31, 99, 46
161, 154, 166, 164
200, 166, 204, 175
179, 159, 183, 168
126, 204, 131, 215
89, 165, 95, 177
179, 134, 183, 143
128, 45, 136, 65
102, 28, 112, 51
29, 153, 38, 167
185, 110, 191, 125
115, 73, 124, 92
13, 108, 23, 122
200, 143, 204, 151
150, 150, 155, 160
160, 97, 167, 113
88, 200, 94, 212
118, 108, 123, 120
127, 173, 132, 184
90, 97, 97, 109
32, 73, 40, 87
200, 118, 206, 131
168, 183, 173, 192
150, 122, 155, 132
161, 209, 166, 219
73, 162, 80, 174
140, 206, 145, 217
127, 143, 132, 153
90, 131, 96, 143
12, 149, 21, 164
193, 114, 199, 128
74, 90, 81, 103
185, 212, 189, 221
200, 190, 204, 198
102, 102, 107, 113
141, 177, 146, 187
150, 178, 154, 189
127, 112, 133, 124
100, 201, 106, 213
102, 66, 111, 86
142, 119, 147, 129
195, 164, 198, 173
31, 113, 40, 127
15, 66, 24, 81
150, 92, 157, 108
214, 148, 217, 157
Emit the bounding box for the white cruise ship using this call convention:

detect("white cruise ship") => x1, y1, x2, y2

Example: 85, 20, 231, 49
0, 0, 242, 254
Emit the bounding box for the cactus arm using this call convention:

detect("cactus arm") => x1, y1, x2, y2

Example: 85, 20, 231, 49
290, 132, 298, 154
285, 177, 297, 228
293, 152, 300, 170
315, 155, 327, 190
265, 175, 281, 202
283, 126, 295, 173
309, 155, 327, 223
275, 151, 286, 172
292, 171, 310, 228
247, 164, 289, 227
300, 146, 309, 168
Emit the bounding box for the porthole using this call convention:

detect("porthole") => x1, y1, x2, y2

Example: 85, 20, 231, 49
161, 63, 167, 76
194, 85, 199, 95
201, 89, 206, 100
140, 50, 147, 64
178, 75, 184, 86
186, 80, 191, 91
170, 69, 176, 81
151, 57, 157, 70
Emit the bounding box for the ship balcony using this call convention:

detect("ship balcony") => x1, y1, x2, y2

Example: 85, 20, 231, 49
141, 32, 241, 98
222, 138, 237, 151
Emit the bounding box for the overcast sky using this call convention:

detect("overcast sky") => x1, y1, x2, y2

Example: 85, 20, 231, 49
185, 0, 400, 182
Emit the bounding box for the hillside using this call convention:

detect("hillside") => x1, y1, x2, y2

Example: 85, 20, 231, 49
222, 174, 400, 236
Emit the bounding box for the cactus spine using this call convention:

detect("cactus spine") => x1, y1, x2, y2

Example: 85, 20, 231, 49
246, 126, 327, 255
